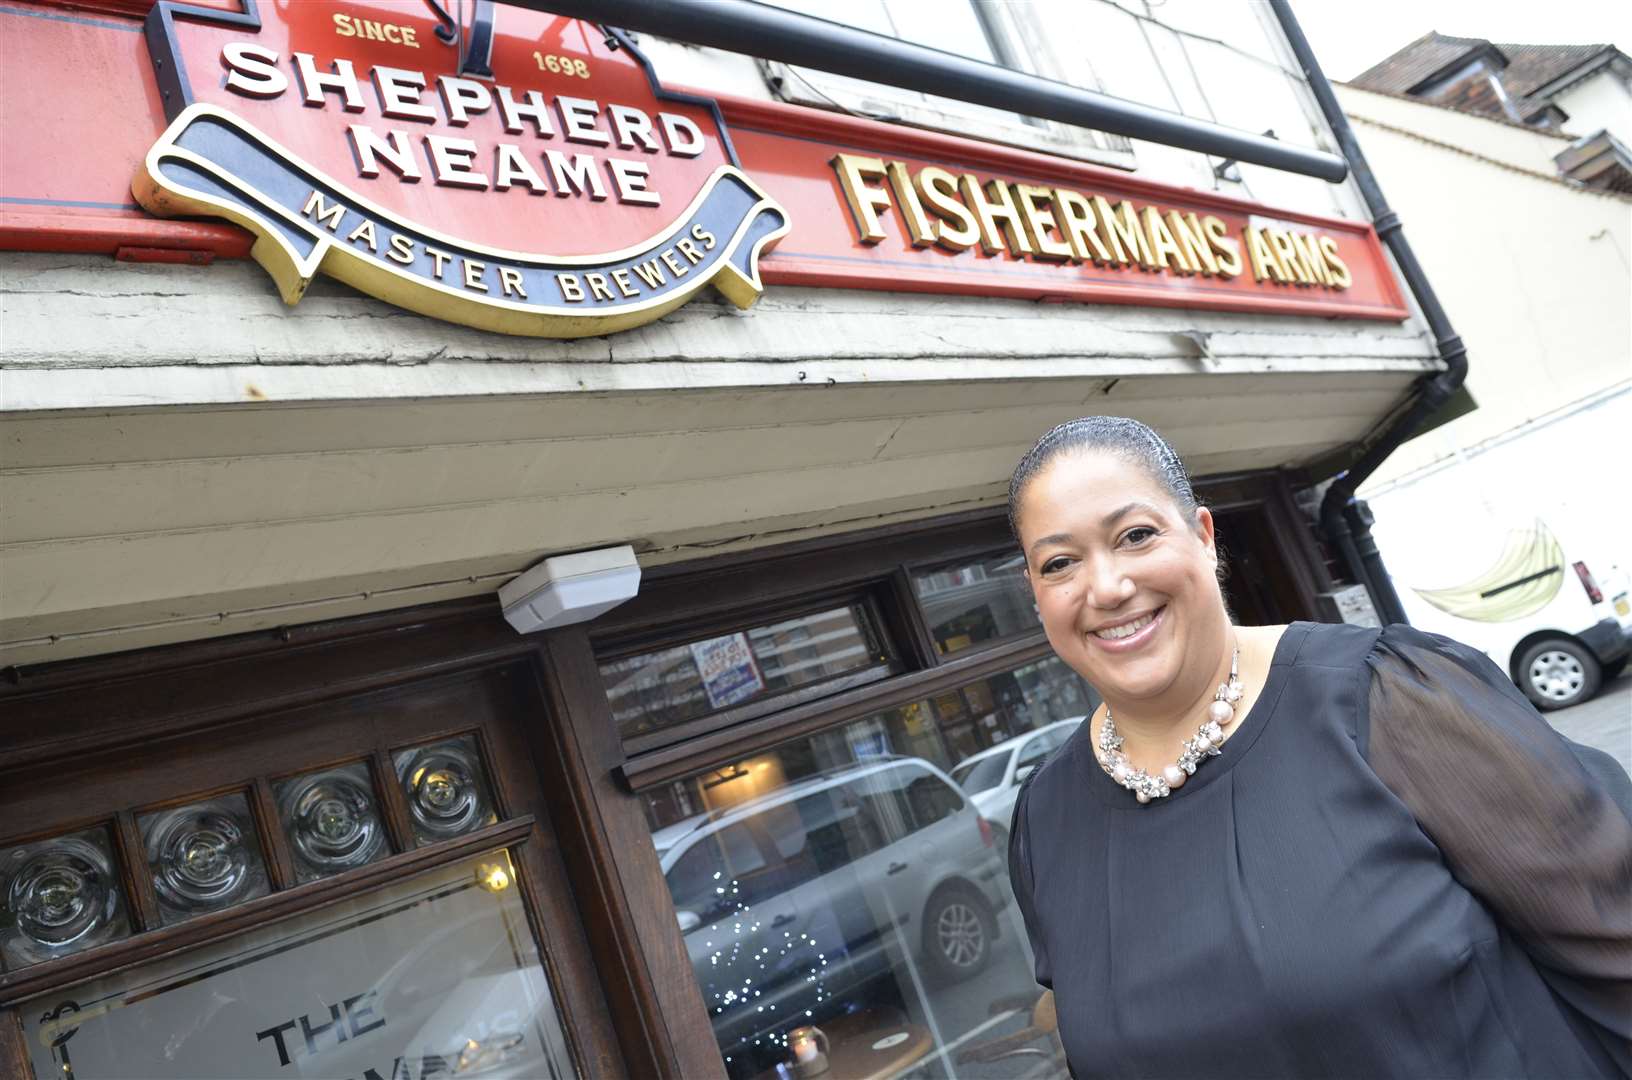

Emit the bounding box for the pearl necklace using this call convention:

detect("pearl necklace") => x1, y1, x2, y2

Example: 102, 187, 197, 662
1098, 647, 1244, 804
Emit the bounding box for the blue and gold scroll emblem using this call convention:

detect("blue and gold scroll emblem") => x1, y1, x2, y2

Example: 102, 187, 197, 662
134, 105, 788, 338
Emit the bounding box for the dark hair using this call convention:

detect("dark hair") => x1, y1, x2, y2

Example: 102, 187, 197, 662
1007, 416, 1199, 542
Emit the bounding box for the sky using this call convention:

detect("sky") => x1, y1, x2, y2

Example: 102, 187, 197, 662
1287, 0, 1632, 81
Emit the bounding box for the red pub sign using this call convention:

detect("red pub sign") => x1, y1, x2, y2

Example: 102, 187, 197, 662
0, 0, 1410, 333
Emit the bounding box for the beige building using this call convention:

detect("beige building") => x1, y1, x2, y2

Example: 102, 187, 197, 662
1339, 35, 1632, 487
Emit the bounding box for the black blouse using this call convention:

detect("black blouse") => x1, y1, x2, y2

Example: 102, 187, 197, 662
1009, 621, 1632, 1079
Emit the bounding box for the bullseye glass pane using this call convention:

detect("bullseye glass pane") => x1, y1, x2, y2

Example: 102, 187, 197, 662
275, 763, 390, 883
0, 826, 131, 973
393, 736, 498, 847
140, 792, 270, 927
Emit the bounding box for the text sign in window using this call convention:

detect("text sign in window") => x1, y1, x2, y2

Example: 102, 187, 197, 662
23, 853, 575, 1080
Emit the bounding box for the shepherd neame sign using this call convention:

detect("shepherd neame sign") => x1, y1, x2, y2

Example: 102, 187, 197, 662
134, 2, 788, 337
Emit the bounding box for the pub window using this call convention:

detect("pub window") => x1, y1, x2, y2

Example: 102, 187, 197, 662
912, 549, 1038, 656
756, 0, 1136, 168
639, 653, 1094, 1080
1, 669, 589, 1080
599, 600, 895, 751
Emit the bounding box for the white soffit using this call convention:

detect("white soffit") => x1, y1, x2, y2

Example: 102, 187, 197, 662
1, 256, 1438, 664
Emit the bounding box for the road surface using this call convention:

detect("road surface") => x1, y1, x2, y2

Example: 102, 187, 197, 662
1549, 667, 1631, 777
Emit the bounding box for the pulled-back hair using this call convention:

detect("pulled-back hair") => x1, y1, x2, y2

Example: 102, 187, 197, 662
1007, 416, 1199, 542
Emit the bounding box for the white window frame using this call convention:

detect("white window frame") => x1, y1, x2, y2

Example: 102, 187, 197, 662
761, 0, 1138, 169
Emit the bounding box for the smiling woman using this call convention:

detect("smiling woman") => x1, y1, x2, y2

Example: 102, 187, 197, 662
1004, 416, 1632, 1079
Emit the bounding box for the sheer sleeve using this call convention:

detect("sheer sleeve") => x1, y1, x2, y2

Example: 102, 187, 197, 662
1365, 624, 1632, 1064
1008, 770, 1053, 990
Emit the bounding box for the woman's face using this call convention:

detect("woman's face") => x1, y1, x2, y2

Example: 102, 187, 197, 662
1017, 449, 1227, 707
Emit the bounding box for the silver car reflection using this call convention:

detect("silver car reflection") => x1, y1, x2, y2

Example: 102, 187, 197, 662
950, 717, 1084, 848
653, 756, 1009, 1069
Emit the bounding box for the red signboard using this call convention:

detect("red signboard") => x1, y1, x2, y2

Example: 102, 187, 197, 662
0, 0, 1410, 329
725, 98, 1408, 321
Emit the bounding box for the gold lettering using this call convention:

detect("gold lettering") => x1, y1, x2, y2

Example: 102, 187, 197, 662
1015, 184, 1073, 262
886, 162, 936, 248
1052, 189, 1111, 264
611, 269, 639, 297
1318, 235, 1351, 288
1141, 207, 1190, 274
1246, 227, 1286, 283
915, 166, 978, 251
585, 273, 616, 301
498, 266, 527, 298
401, 27, 418, 47
382, 24, 402, 45
362, 21, 385, 42
1289, 232, 1331, 286
1094, 197, 1153, 268
1268, 228, 1312, 284
831, 153, 893, 244
332, 13, 356, 38
1166, 211, 1217, 276
557, 273, 585, 301
1203, 216, 1242, 277
959, 176, 1033, 257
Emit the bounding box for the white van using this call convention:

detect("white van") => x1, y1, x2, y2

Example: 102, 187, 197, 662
1374, 517, 1631, 710
1363, 387, 1632, 712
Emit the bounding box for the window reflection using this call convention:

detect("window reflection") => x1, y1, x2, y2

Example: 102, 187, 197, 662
601, 605, 886, 740
642, 657, 1093, 1079
913, 553, 1038, 655
22, 852, 576, 1080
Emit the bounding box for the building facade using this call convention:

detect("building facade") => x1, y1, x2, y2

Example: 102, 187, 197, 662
1, 2, 1441, 1077
1331, 42, 1631, 711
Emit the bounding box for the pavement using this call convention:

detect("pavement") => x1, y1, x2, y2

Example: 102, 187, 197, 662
1548, 667, 1632, 777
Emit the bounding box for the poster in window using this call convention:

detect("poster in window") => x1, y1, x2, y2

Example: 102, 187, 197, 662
689, 633, 766, 710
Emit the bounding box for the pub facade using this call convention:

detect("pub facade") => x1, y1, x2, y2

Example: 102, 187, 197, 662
1, 2, 1443, 1077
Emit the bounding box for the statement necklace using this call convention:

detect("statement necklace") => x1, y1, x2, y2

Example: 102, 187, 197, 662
1098, 647, 1244, 804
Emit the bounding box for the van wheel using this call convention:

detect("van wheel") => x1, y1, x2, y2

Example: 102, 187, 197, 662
1518, 638, 1601, 711
922, 884, 994, 982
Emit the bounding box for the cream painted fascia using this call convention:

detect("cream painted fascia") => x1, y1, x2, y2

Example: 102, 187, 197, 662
2, 251, 1438, 666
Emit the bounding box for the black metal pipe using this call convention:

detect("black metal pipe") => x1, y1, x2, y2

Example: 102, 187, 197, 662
512, 0, 1350, 182
1346, 499, 1409, 626
1269, 0, 1470, 627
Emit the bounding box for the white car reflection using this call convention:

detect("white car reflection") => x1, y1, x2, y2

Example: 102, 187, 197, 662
949, 717, 1083, 846
652, 756, 1009, 1074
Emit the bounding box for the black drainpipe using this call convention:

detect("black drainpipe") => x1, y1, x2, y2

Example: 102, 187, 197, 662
1269, 0, 1470, 627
